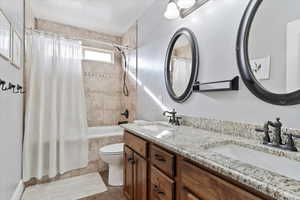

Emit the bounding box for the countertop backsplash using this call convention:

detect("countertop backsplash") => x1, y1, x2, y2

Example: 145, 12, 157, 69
180, 115, 300, 149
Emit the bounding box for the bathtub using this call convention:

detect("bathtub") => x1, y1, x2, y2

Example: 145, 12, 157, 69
87, 125, 124, 139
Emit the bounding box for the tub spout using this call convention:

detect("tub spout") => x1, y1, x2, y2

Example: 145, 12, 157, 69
121, 109, 129, 119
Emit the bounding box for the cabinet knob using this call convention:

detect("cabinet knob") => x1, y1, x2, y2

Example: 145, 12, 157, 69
153, 184, 165, 196
128, 157, 136, 164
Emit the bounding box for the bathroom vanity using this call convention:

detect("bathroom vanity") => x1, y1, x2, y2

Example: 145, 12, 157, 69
121, 122, 300, 200
122, 130, 267, 200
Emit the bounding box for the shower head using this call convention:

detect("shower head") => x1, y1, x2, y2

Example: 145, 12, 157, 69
114, 45, 130, 55
114, 46, 122, 52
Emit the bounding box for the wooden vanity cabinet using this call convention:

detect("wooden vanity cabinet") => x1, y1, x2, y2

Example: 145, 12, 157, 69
123, 131, 271, 200
124, 132, 147, 200
180, 160, 263, 200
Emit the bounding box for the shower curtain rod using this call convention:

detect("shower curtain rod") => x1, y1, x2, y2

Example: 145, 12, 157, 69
26, 28, 131, 50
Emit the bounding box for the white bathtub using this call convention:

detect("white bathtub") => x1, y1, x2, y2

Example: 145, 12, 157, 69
87, 125, 124, 139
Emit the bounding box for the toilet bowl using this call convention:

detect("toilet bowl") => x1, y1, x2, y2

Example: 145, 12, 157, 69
99, 143, 124, 186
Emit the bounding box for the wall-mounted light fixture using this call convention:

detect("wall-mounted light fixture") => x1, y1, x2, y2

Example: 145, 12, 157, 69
164, 0, 180, 19
164, 0, 210, 19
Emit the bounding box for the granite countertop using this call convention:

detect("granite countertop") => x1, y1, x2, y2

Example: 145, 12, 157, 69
121, 122, 300, 200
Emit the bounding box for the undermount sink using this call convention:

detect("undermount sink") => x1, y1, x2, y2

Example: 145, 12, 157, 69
137, 123, 174, 132
209, 144, 300, 181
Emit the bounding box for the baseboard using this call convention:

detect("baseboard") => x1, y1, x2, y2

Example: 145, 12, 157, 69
10, 180, 24, 200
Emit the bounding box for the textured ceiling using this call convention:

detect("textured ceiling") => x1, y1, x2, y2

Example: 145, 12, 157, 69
31, 0, 156, 36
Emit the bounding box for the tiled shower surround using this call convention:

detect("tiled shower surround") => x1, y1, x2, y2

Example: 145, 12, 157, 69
35, 19, 137, 127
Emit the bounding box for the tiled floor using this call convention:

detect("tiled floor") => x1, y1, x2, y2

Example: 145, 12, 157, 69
79, 171, 126, 200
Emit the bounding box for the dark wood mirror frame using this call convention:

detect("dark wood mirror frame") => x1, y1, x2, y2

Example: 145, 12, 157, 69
236, 0, 300, 105
165, 28, 199, 103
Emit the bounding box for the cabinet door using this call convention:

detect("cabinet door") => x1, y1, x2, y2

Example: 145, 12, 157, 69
150, 166, 174, 200
124, 131, 147, 158
134, 153, 147, 200
181, 160, 263, 200
150, 145, 175, 177
124, 146, 134, 200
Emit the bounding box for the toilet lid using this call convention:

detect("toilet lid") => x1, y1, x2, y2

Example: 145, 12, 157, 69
99, 143, 124, 155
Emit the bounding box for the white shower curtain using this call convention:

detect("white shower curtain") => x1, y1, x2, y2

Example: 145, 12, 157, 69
23, 31, 88, 181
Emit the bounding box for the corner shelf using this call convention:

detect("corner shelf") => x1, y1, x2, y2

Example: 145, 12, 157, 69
193, 76, 239, 92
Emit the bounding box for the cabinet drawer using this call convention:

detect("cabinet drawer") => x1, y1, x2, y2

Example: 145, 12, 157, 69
150, 145, 175, 177
180, 160, 263, 200
181, 188, 202, 200
150, 166, 174, 200
124, 131, 147, 158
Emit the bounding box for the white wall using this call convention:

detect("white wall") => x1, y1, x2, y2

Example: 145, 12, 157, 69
136, 0, 300, 129
0, 0, 24, 199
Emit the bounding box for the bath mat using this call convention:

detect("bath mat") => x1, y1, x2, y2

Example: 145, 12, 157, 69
22, 172, 107, 200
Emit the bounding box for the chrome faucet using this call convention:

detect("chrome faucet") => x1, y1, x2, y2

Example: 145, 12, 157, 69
256, 118, 300, 152
163, 109, 181, 126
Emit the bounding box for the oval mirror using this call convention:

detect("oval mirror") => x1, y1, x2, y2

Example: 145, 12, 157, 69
237, 0, 300, 105
165, 28, 199, 103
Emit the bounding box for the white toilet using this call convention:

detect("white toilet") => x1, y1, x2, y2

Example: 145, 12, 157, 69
99, 143, 124, 186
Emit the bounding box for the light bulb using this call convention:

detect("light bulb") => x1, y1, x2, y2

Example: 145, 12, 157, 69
164, 1, 180, 19
177, 0, 196, 9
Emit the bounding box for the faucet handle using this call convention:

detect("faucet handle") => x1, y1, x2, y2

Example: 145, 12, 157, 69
167, 116, 172, 123
283, 132, 300, 139
267, 117, 282, 129
255, 128, 271, 144
163, 109, 177, 116
175, 116, 181, 126
283, 132, 298, 152
293, 134, 300, 139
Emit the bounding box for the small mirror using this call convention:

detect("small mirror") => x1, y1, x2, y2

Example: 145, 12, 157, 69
237, 0, 300, 105
165, 28, 199, 103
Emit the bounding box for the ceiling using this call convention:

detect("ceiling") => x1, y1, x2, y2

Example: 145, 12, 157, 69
31, 0, 156, 36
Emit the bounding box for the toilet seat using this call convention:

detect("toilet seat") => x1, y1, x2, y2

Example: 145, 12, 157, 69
99, 143, 124, 155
